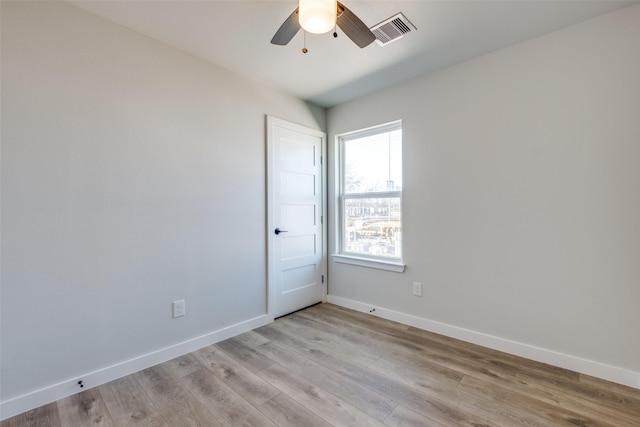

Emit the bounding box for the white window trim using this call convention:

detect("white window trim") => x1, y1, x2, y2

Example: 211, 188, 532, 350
333, 121, 404, 271
341, 190, 401, 200
331, 254, 405, 272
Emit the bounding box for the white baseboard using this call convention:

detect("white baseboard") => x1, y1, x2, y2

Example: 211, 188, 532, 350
327, 295, 640, 390
0, 314, 272, 421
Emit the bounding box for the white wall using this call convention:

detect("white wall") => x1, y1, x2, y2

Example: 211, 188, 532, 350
0, 0, 324, 408
2, 0, 639, 415
328, 4, 640, 380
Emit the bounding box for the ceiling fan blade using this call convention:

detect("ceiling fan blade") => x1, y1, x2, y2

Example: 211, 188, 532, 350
336, 2, 376, 48
271, 8, 301, 46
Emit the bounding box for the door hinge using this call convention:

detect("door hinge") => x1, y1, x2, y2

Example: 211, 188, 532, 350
322, 275, 324, 283
321, 215, 323, 224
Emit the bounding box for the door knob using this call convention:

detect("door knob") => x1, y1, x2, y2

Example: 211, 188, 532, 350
274, 228, 288, 235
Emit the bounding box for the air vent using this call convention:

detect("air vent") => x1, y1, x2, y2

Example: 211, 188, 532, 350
370, 13, 416, 46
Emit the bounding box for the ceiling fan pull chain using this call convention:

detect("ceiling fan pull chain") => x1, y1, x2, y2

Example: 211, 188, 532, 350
333, 24, 338, 38
302, 30, 308, 54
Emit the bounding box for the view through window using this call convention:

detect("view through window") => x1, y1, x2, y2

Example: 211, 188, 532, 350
340, 122, 402, 260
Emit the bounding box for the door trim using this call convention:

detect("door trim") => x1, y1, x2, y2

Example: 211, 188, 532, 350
266, 115, 327, 319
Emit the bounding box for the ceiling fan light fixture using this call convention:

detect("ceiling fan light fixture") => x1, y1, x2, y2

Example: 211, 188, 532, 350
298, 0, 337, 34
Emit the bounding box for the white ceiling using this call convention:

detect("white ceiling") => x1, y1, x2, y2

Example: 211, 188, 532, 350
68, 0, 638, 108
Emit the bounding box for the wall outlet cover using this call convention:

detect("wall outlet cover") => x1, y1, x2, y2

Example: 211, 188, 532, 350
412, 282, 423, 297
172, 300, 185, 318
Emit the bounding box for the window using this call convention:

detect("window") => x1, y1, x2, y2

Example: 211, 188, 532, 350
335, 121, 404, 271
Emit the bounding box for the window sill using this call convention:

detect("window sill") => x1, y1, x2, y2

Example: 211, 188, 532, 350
331, 254, 405, 273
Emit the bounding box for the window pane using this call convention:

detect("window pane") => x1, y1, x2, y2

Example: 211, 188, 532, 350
344, 129, 402, 193
343, 197, 401, 258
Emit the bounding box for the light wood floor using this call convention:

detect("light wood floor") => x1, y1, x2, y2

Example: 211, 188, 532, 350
2, 303, 639, 426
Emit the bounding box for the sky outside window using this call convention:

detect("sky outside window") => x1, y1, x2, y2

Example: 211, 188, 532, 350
344, 129, 402, 193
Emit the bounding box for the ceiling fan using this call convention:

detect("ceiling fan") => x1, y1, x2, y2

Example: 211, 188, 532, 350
271, 0, 376, 52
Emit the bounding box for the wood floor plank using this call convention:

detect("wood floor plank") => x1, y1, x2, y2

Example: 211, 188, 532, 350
295, 307, 430, 362
26, 403, 61, 427
98, 376, 159, 426
144, 396, 224, 427
215, 337, 277, 374
180, 367, 275, 427
315, 353, 494, 427
258, 363, 388, 427
253, 323, 331, 363
0, 403, 61, 427
133, 373, 195, 412
161, 353, 206, 378
404, 323, 580, 383
300, 305, 521, 386
225, 411, 278, 427
453, 357, 639, 426
310, 303, 412, 334
131, 365, 178, 395
268, 316, 379, 367
192, 344, 280, 407
255, 340, 398, 421
292, 309, 387, 352
383, 405, 446, 427
277, 314, 380, 366
457, 374, 615, 427
307, 304, 578, 387
229, 330, 271, 348
257, 394, 332, 427
580, 373, 640, 400
515, 369, 640, 423
300, 306, 502, 368
56, 388, 115, 427
369, 356, 463, 394
335, 352, 546, 427
0, 416, 24, 427
292, 313, 467, 387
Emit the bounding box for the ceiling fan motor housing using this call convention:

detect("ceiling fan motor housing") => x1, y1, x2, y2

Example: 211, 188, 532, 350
298, 0, 337, 34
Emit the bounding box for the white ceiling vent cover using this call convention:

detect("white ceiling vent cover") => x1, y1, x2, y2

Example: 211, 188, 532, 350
370, 13, 416, 46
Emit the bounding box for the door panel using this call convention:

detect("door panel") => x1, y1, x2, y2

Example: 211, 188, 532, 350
267, 116, 325, 318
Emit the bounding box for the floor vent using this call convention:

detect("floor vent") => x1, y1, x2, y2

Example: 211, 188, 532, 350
370, 13, 416, 46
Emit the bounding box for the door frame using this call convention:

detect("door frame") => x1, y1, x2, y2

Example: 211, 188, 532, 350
266, 115, 327, 319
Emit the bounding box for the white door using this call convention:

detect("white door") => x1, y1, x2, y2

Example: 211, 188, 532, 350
267, 116, 325, 318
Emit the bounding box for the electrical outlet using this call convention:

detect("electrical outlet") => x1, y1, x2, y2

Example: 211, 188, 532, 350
412, 282, 423, 297
172, 300, 185, 318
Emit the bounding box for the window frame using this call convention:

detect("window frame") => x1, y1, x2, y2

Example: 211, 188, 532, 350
333, 121, 405, 272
